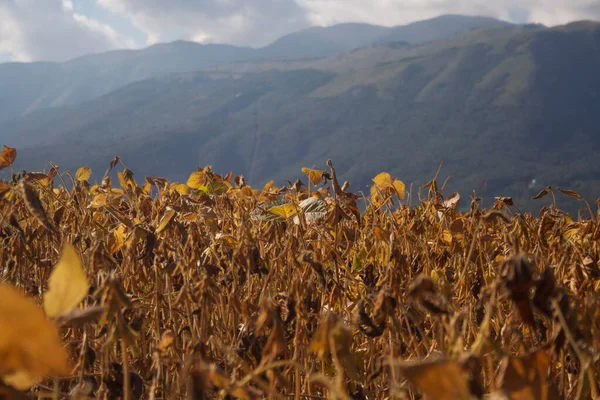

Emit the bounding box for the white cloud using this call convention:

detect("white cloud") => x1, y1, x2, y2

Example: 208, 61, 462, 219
1, 0, 599, 62
297, 0, 600, 26
62, 0, 73, 12
96, 0, 600, 50
97, 0, 311, 47
0, 0, 132, 62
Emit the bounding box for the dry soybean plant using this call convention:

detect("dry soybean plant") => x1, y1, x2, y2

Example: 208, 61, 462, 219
1, 145, 600, 399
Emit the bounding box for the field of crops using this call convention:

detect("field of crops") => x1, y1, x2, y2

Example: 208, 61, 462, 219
1, 145, 600, 399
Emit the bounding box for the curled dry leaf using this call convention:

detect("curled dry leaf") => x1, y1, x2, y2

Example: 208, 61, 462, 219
156, 207, 177, 234
557, 188, 582, 200
532, 186, 552, 200
18, 181, 57, 233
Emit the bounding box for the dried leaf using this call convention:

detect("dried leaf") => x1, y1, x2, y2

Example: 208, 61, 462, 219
43, 243, 90, 318
557, 188, 582, 200
398, 359, 477, 400
0, 182, 11, 200
392, 179, 406, 200
156, 207, 176, 234
19, 181, 57, 233
0, 145, 16, 170
0, 283, 69, 389
497, 350, 560, 400
301, 168, 324, 186
532, 186, 552, 200
158, 330, 175, 351
56, 306, 106, 327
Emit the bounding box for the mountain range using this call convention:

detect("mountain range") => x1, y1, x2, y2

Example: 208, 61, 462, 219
1, 14, 599, 213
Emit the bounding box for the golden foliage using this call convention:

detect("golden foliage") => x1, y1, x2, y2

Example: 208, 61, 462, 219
0, 284, 69, 389
0, 154, 599, 399
43, 243, 90, 318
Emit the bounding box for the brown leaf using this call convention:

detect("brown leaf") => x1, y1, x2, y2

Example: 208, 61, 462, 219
56, 306, 106, 327
108, 156, 120, 172
497, 350, 560, 400
398, 359, 478, 400
532, 186, 552, 200
0, 145, 16, 170
443, 192, 460, 209
158, 330, 175, 352
0, 182, 11, 200
557, 188, 582, 200
18, 181, 57, 233
498, 253, 536, 327
495, 197, 514, 206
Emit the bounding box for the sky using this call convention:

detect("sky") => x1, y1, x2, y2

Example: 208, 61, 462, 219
1, 0, 599, 63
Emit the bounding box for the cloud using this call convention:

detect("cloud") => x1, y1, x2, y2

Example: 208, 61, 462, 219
0, 0, 132, 62
99, 0, 600, 49
97, 0, 311, 47
2, 0, 600, 62
297, 0, 600, 26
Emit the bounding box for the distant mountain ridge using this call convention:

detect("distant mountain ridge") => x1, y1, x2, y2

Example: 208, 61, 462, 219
2, 20, 600, 213
0, 14, 515, 122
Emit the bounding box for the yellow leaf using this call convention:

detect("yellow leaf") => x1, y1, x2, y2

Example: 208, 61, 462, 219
0, 182, 11, 200
0, 283, 69, 389
441, 229, 453, 245
370, 185, 384, 207
302, 168, 324, 186
186, 171, 208, 189
268, 203, 297, 219
117, 170, 137, 190
171, 183, 190, 194
43, 243, 90, 318
372, 172, 393, 189
392, 179, 406, 200
75, 167, 92, 182
141, 181, 152, 195
110, 224, 127, 254
156, 208, 176, 234
373, 226, 387, 241
90, 193, 107, 208
262, 180, 274, 193
215, 233, 238, 247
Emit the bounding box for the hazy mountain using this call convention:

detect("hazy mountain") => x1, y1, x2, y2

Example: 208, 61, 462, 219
3, 21, 600, 212
374, 14, 512, 44
258, 23, 390, 59
0, 42, 254, 122
0, 14, 508, 122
